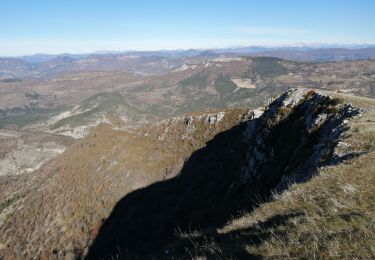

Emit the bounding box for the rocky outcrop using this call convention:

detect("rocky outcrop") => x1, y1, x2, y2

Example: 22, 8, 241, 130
1, 89, 364, 259
86, 89, 363, 259
142, 109, 252, 143
239, 89, 362, 193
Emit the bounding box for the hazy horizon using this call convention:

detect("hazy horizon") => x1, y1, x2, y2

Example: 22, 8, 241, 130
0, 42, 374, 58
1, 0, 375, 56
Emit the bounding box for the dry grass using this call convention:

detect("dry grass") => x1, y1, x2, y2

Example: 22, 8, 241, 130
170, 94, 375, 259
215, 152, 375, 259
1, 92, 374, 259
0, 124, 186, 258
0, 109, 250, 259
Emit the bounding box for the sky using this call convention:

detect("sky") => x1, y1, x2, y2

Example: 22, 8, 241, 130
1, 0, 375, 56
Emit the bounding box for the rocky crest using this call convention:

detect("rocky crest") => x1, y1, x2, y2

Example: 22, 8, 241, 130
0, 89, 365, 259
239, 89, 362, 192
86, 89, 363, 259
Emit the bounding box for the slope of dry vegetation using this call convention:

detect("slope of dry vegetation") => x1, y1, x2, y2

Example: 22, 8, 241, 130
1, 58, 375, 133
167, 92, 375, 259
0, 109, 250, 259
0, 90, 374, 259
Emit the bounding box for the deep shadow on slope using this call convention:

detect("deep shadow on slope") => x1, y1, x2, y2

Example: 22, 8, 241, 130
86, 122, 254, 259
87, 91, 360, 259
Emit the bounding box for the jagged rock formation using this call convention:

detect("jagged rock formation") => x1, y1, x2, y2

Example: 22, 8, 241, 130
86, 89, 362, 259
240, 89, 362, 191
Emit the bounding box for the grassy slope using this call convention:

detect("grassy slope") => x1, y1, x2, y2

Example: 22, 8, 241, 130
1, 91, 374, 258
169, 92, 375, 259
51, 92, 125, 129
0, 109, 251, 258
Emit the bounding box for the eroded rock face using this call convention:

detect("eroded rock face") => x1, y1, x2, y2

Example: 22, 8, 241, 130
240, 89, 362, 192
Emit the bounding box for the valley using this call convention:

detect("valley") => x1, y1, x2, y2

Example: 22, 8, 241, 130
2, 0, 375, 258
0, 51, 375, 259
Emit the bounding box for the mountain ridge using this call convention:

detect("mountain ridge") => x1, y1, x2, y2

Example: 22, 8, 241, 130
1, 47, 375, 80
1, 89, 374, 259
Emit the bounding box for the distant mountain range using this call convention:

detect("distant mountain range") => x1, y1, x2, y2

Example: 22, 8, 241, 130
252, 47, 375, 61
1, 46, 375, 80
8, 43, 375, 60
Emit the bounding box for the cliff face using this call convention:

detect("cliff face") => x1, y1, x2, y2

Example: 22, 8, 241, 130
87, 89, 363, 259
239, 89, 362, 193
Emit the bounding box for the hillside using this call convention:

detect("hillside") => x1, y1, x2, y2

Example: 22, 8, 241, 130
0, 89, 374, 259
1, 57, 375, 136
162, 90, 375, 259
0, 129, 73, 175
3, 56, 373, 183
2, 0, 375, 259
0, 108, 252, 258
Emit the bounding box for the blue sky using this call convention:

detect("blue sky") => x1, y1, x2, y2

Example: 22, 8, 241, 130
1, 0, 375, 55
